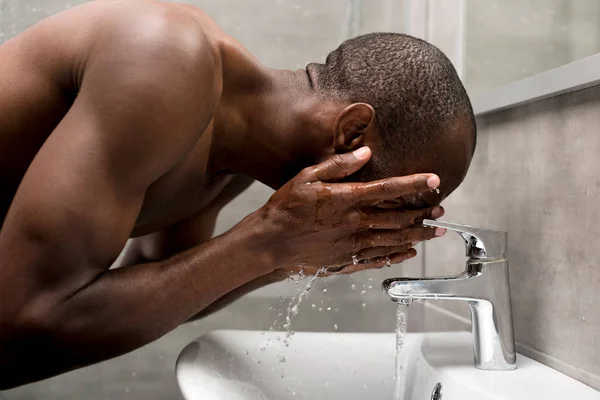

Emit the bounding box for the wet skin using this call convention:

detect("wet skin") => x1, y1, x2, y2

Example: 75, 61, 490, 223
0, 0, 472, 388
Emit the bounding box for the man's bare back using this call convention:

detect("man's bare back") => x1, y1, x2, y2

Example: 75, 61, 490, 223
0, 0, 474, 388
1, 1, 235, 233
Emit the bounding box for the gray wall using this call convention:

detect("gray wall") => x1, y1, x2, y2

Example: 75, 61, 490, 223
0, 1, 408, 399
421, 85, 600, 390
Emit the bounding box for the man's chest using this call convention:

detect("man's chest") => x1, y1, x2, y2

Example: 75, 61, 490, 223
130, 122, 232, 237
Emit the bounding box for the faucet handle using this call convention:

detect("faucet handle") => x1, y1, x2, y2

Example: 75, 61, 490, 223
423, 219, 507, 260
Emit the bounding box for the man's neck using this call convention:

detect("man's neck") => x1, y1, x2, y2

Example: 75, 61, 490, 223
209, 42, 339, 189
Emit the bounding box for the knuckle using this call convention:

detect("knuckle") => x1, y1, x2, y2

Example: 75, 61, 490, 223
351, 232, 367, 252
393, 211, 410, 228
394, 230, 408, 243
408, 210, 425, 225
347, 209, 363, 228
401, 175, 420, 193
330, 154, 348, 172
298, 166, 314, 180
416, 227, 435, 240
381, 180, 397, 196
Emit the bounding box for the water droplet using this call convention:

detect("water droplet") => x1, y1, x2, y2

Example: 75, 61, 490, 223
362, 303, 367, 308
278, 355, 286, 363
350, 368, 356, 373
312, 304, 316, 309
318, 308, 323, 312
360, 290, 366, 295
368, 285, 373, 290
323, 288, 328, 292
327, 307, 331, 311
351, 284, 356, 290
333, 324, 338, 330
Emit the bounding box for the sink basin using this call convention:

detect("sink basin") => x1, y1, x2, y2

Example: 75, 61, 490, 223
176, 330, 600, 400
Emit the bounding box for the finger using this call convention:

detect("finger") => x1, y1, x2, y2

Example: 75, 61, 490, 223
356, 205, 444, 230
352, 225, 446, 251
354, 244, 413, 261
346, 174, 440, 204
300, 147, 372, 183
332, 249, 418, 275
386, 249, 419, 265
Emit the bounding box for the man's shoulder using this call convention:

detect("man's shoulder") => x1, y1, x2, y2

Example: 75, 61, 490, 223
88, 0, 218, 77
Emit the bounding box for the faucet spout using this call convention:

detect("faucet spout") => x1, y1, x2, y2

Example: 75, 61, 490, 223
383, 264, 484, 302
382, 220, 516, 371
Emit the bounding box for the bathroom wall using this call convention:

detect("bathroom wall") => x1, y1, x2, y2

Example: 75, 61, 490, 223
402, 0, 600, 391
421, 85, 600, 390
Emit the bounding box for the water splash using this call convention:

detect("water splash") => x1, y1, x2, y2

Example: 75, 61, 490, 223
393, 303, 409, 400
283, 267, 326, 346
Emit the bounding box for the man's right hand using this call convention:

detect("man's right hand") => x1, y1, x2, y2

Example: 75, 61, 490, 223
254, 147, 446, 273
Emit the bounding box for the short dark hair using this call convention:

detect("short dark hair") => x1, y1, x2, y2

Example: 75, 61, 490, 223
308, 33, 476, 164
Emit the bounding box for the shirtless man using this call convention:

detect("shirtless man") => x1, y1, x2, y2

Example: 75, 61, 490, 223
0, 0, 476, 388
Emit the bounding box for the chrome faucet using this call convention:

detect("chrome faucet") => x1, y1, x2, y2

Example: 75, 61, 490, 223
382, 220, 516, 371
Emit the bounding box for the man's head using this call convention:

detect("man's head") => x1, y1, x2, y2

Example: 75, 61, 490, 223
307, 33, 476, 206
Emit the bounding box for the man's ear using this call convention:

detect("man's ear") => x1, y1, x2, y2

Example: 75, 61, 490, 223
332, 103, 377, 153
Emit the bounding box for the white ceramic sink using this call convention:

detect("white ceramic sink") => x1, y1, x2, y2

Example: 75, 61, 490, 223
176, 330, 600, 400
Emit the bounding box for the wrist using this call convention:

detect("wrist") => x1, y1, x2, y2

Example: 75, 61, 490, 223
231, 209, 281, 274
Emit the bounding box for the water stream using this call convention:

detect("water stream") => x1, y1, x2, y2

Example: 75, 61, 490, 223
393, 303, 409, 400
282, 267, 327, 346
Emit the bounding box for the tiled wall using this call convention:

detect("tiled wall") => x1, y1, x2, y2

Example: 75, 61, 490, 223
421, 85, 600, 390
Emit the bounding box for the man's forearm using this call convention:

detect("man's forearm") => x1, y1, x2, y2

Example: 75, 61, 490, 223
188, 269, 288, 321
0, 214, 275, 389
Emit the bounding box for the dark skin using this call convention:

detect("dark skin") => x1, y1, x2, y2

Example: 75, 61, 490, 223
0, 0, 473, 389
